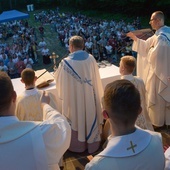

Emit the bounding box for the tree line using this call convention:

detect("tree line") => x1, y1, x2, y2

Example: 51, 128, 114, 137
0, 0, 170, 19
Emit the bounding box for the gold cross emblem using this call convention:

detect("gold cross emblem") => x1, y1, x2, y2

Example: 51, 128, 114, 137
127, 141, 137, 153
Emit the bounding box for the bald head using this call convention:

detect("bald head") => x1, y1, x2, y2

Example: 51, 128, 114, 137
149, 11, 165, 30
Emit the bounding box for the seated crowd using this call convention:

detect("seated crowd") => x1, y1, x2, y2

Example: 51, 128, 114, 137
0, 19, 51, 78
0, 9, 140, 79
33, 9, 139, 61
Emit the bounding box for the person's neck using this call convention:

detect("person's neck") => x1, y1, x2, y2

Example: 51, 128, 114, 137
156, 24, 164, 31
0, 105, 15, 117
25, 85, 35, 90
110, 121, 136, 137
0, 113, 14, 117
72, 48, 83, 53
121, 72, 132, 76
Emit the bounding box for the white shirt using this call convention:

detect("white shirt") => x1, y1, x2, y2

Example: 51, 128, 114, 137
0, 104, 71, 170
85, 128, 165, 170
24, 58, 34, 68
39, 41, 47, 48
42, 48, 49, 55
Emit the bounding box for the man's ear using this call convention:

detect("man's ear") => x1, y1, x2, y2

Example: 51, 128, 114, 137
12, 91, 17, 103
138, 106, 142, 115
34, 76, 38, 82
20, 78, 24, 84
103, 110, 109, 119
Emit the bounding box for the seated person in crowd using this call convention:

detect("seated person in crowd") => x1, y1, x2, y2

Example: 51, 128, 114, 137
24, 54, 34, 69
0, 71, 71, 170
7, 57, 17, 79
85, 80, 165, 170
15, 68, 58, 121
15, 56, 25, 77
0, 60, 8, 73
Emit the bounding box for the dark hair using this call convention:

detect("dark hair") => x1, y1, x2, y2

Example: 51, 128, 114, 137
0, 71, 14, 113
103, 79, 141, 125
21, 68, 35, 86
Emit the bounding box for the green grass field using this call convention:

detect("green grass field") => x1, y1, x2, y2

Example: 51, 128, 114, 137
27, 10, 68, 72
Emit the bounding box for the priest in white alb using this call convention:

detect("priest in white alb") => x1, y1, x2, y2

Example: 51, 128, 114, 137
127, 11, 170, 128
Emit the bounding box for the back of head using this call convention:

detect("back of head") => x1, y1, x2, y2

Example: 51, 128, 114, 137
69, 35, 84, 50
154, 11, 164, 22
120, 55, 136, 74
21, 68, 35, 86
0, 71, 14, 113
103, 79, 141, 125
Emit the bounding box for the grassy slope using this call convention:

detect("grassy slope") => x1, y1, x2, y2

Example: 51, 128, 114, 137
28, 10, 67, 72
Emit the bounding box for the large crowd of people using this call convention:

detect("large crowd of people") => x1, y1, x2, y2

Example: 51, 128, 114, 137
0, 19, 38, 78
50, 10, 139, 61
0, 8, 140, 79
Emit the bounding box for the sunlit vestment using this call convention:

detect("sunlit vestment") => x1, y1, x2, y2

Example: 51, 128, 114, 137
85, 128, 165, 170
133, 26, 170, 126
16, 88, 57, 121
55, 50, 104, 153
121, 74, 154, 131
0, 104, 71, 170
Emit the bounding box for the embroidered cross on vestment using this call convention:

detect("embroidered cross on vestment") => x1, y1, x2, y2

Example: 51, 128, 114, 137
127, 141, 137, 153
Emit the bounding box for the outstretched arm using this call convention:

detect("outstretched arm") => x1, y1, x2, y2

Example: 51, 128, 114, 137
126, 32, 138, 42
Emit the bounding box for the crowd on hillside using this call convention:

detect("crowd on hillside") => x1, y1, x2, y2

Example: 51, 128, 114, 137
0, 18, 51, 78
0, 19, 37, 78
0, 8, 140, 79
34, 9, 140, 61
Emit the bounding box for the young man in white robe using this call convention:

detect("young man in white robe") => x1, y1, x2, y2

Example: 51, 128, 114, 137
85, 80, 165, 170
0, 71, 71, 170
102, 56, 154, 141
54, 35, 104, 153
127, 11, 170, 128
119, 55, 153, 130
15, 68, 57, 121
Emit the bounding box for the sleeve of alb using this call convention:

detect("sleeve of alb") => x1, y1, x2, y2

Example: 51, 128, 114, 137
40, 104, 71, 167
